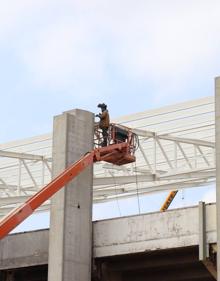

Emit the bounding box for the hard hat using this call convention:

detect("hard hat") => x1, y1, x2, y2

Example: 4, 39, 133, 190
97, 103, 107, 109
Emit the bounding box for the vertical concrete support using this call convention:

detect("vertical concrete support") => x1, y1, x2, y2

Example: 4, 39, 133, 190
199, 201, 207, 261
215, 77, 220, 281
102, 263, 122, 281
48, 109, 94, 281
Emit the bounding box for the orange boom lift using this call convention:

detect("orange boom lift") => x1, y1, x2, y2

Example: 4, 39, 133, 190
0, 124, 137, 240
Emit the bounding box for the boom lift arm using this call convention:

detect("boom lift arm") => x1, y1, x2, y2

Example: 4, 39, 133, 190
0, 125, 136, 240
0, 151, 94, 240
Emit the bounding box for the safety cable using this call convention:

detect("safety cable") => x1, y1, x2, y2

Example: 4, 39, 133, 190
134, 161, 141, 214
181, 189, 185, 206
110, 171, 122, 217
133, 133, 140, 152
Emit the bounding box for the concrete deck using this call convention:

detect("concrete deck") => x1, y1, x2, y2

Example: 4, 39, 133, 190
0, 203, 216, 270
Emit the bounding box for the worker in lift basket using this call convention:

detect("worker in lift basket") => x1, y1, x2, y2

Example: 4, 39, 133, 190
96, 103, 110, 147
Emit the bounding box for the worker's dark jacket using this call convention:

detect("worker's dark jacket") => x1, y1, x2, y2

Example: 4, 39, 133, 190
99, 110, 110, 129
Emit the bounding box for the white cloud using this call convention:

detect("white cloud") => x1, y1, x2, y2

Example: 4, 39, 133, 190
109, 1, 220, 96
0, 1, 49, 37
1, 0, 220, 101
20, 22, 106, 94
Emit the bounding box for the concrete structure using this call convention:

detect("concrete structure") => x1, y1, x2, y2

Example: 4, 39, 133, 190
0, 204, 217, 280
48, 110, 94, 281
215, 77, 220, 280
0, 95, 218, 280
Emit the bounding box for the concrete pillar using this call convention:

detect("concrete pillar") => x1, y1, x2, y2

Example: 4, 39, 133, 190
102, 270, 122, 281
215, 77, 220, 280
48, 109, 94, 281
101, 263, 122, 281
5, 271, 14, 281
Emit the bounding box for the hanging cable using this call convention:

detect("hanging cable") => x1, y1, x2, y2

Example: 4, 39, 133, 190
134, 161, 141, 214
181, 189, 185, 200
181, 189, 185, 207
133, 133, 140, 151
109, 171, 122, 217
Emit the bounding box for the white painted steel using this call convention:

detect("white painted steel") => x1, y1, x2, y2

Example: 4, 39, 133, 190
0, 96, 216, 216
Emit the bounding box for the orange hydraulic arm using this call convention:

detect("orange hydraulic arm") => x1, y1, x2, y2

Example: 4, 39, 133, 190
0, 142, 135, 240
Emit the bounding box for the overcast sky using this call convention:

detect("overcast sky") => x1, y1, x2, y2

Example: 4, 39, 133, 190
0, 0, 220, 143
0, 1, 219, 231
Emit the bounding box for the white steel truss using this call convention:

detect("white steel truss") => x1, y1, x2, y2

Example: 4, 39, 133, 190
0, 96, 215, 217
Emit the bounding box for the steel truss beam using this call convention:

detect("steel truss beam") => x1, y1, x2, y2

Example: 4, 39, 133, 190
0, 97, 216, 216
0, 128, 215, 215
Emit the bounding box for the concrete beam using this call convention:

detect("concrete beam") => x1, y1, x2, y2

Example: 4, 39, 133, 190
0, 230, 49, 270
94, 203, 216, 258
48, 109, 94, 281
0, 204, 217, 271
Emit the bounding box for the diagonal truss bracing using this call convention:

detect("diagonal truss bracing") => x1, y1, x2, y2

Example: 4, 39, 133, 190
0, 96, 215, 217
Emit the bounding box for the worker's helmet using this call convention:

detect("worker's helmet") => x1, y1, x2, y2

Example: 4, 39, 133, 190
97, 103, 107, 109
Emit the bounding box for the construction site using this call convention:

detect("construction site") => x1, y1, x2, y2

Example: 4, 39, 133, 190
0, 77, 219, 281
